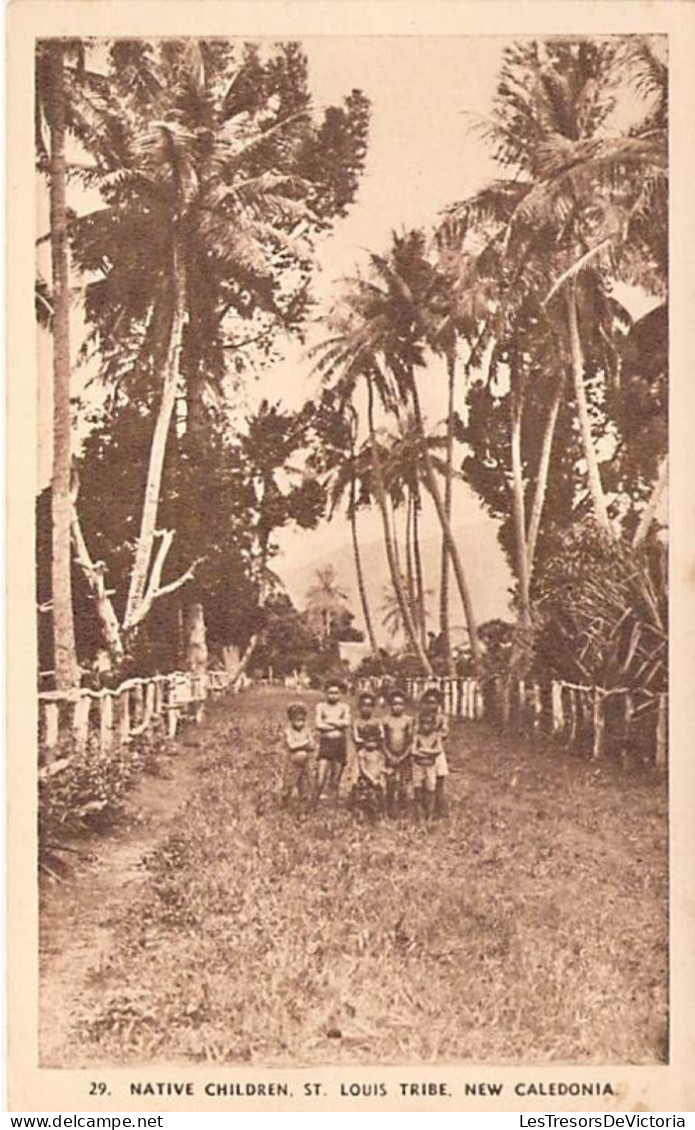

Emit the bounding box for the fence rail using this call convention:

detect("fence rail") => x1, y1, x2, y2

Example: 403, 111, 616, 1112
358, 675, 667, 770
38, 668, 233, 765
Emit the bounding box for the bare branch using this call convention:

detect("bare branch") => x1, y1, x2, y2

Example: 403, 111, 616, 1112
128, 553, 206, 631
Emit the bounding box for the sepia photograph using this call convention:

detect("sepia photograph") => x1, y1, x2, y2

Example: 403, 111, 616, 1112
8, 0, 694, 1113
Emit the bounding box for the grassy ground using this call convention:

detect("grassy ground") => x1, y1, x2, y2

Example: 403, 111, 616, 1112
40, 687, 668, 1067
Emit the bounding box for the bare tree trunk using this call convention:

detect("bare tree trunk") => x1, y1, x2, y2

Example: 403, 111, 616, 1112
566, 283, 613, 538
70, 503, 125, 667
230, 633, 258, 688
510, 366, 531, 629
367, 380, 432, 674
410, 381, 482, 668
184, 602, 208, 672
633, 454, 668, 549
124, 239, 186, 629
48, 41, 79, 690
526, 370, 566, 575
439, 351, 456, 674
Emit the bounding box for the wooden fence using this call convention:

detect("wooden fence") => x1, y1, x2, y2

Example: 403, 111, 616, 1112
38, 668, 232, 764
357, 675, 667, 770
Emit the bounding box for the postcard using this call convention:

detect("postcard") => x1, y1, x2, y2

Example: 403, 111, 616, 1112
6, 0, 695, 1114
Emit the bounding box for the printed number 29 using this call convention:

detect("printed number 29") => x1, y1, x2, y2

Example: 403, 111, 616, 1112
89, 1082, 109, 1096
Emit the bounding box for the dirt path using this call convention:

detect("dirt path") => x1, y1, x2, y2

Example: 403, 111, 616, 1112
39, 722, 208, 1066
39, 689, 668, 1067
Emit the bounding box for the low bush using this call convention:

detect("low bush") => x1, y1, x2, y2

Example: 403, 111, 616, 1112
39, 723, 172, 869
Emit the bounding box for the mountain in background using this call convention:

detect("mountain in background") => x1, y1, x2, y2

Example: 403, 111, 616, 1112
276, 520, 513, 646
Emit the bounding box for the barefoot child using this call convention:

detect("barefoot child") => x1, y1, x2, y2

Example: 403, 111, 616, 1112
412, 707, 444, 822
351, 691, 385, 821
314, 679, 351, 805
420, 686, 450, 818
281, 702, 315, 809
382, 690, 414, 817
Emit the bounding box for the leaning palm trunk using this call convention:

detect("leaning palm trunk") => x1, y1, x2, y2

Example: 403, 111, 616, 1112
124, 239, 186, 631
367, 380, 432, 674
526, 370, 566, 575
349, 472, 379, 657
439, 352, 456, 674
410, 381, 482, 668
510, 369, 531, 628
566, 283, 613, 538
48, 40, 79, 690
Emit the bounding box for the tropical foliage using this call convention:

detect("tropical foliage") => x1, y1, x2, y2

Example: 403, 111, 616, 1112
37, 33, 668, 711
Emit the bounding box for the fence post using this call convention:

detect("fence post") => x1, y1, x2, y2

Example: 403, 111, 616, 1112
532, 683, 542, 733
44, 702, 59, 756
99, 694, 114, 753
501, 678, 510, 726
144, 681, 156, 727
153, 678, 163, 716
73, 695, 90, 750
592, 688, 605, 759
444, 679, 454, 717
518, 680, 526, 730
621, 692, 634, 766
551, 681, 564, 735
655, 693, 667, 771
118, 690, 131, 745
568, 688, 578, 744
133, 682, 145, 725
474, 680, 484, 720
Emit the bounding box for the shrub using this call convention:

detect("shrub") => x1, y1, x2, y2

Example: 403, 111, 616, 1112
39, 724, 171, 869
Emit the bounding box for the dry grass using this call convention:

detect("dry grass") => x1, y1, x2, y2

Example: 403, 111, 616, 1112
56, 687, 668, 1066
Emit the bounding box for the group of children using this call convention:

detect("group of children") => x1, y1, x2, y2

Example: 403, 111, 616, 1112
281, 679, 450, 822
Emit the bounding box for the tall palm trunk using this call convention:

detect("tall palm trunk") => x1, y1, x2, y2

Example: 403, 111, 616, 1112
388, 495, 403, 582
525, 370, 566, 575
48, 40, 79, 690
348, 471, 379, 657
404, 490, 418, 625
181, 358, 209, 670
566, 283, 613, 538
510, 363, 531, 628
124, 238, 186, 630
412, 488, 427, 648
366, 379, 432, 674
410, 381, 482, 668
439, 351, 457, 674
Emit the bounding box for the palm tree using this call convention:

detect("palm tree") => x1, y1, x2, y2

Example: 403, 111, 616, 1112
65, 39, 371, 657
382, 410, 449, 649
433, 216, 499, 665
305, 565, 349, 643
321, 232, 483, 667
324, 410, 380, 657
313, 305, 433, 674
481, 38, 667, 536
36, 40, 80, 689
